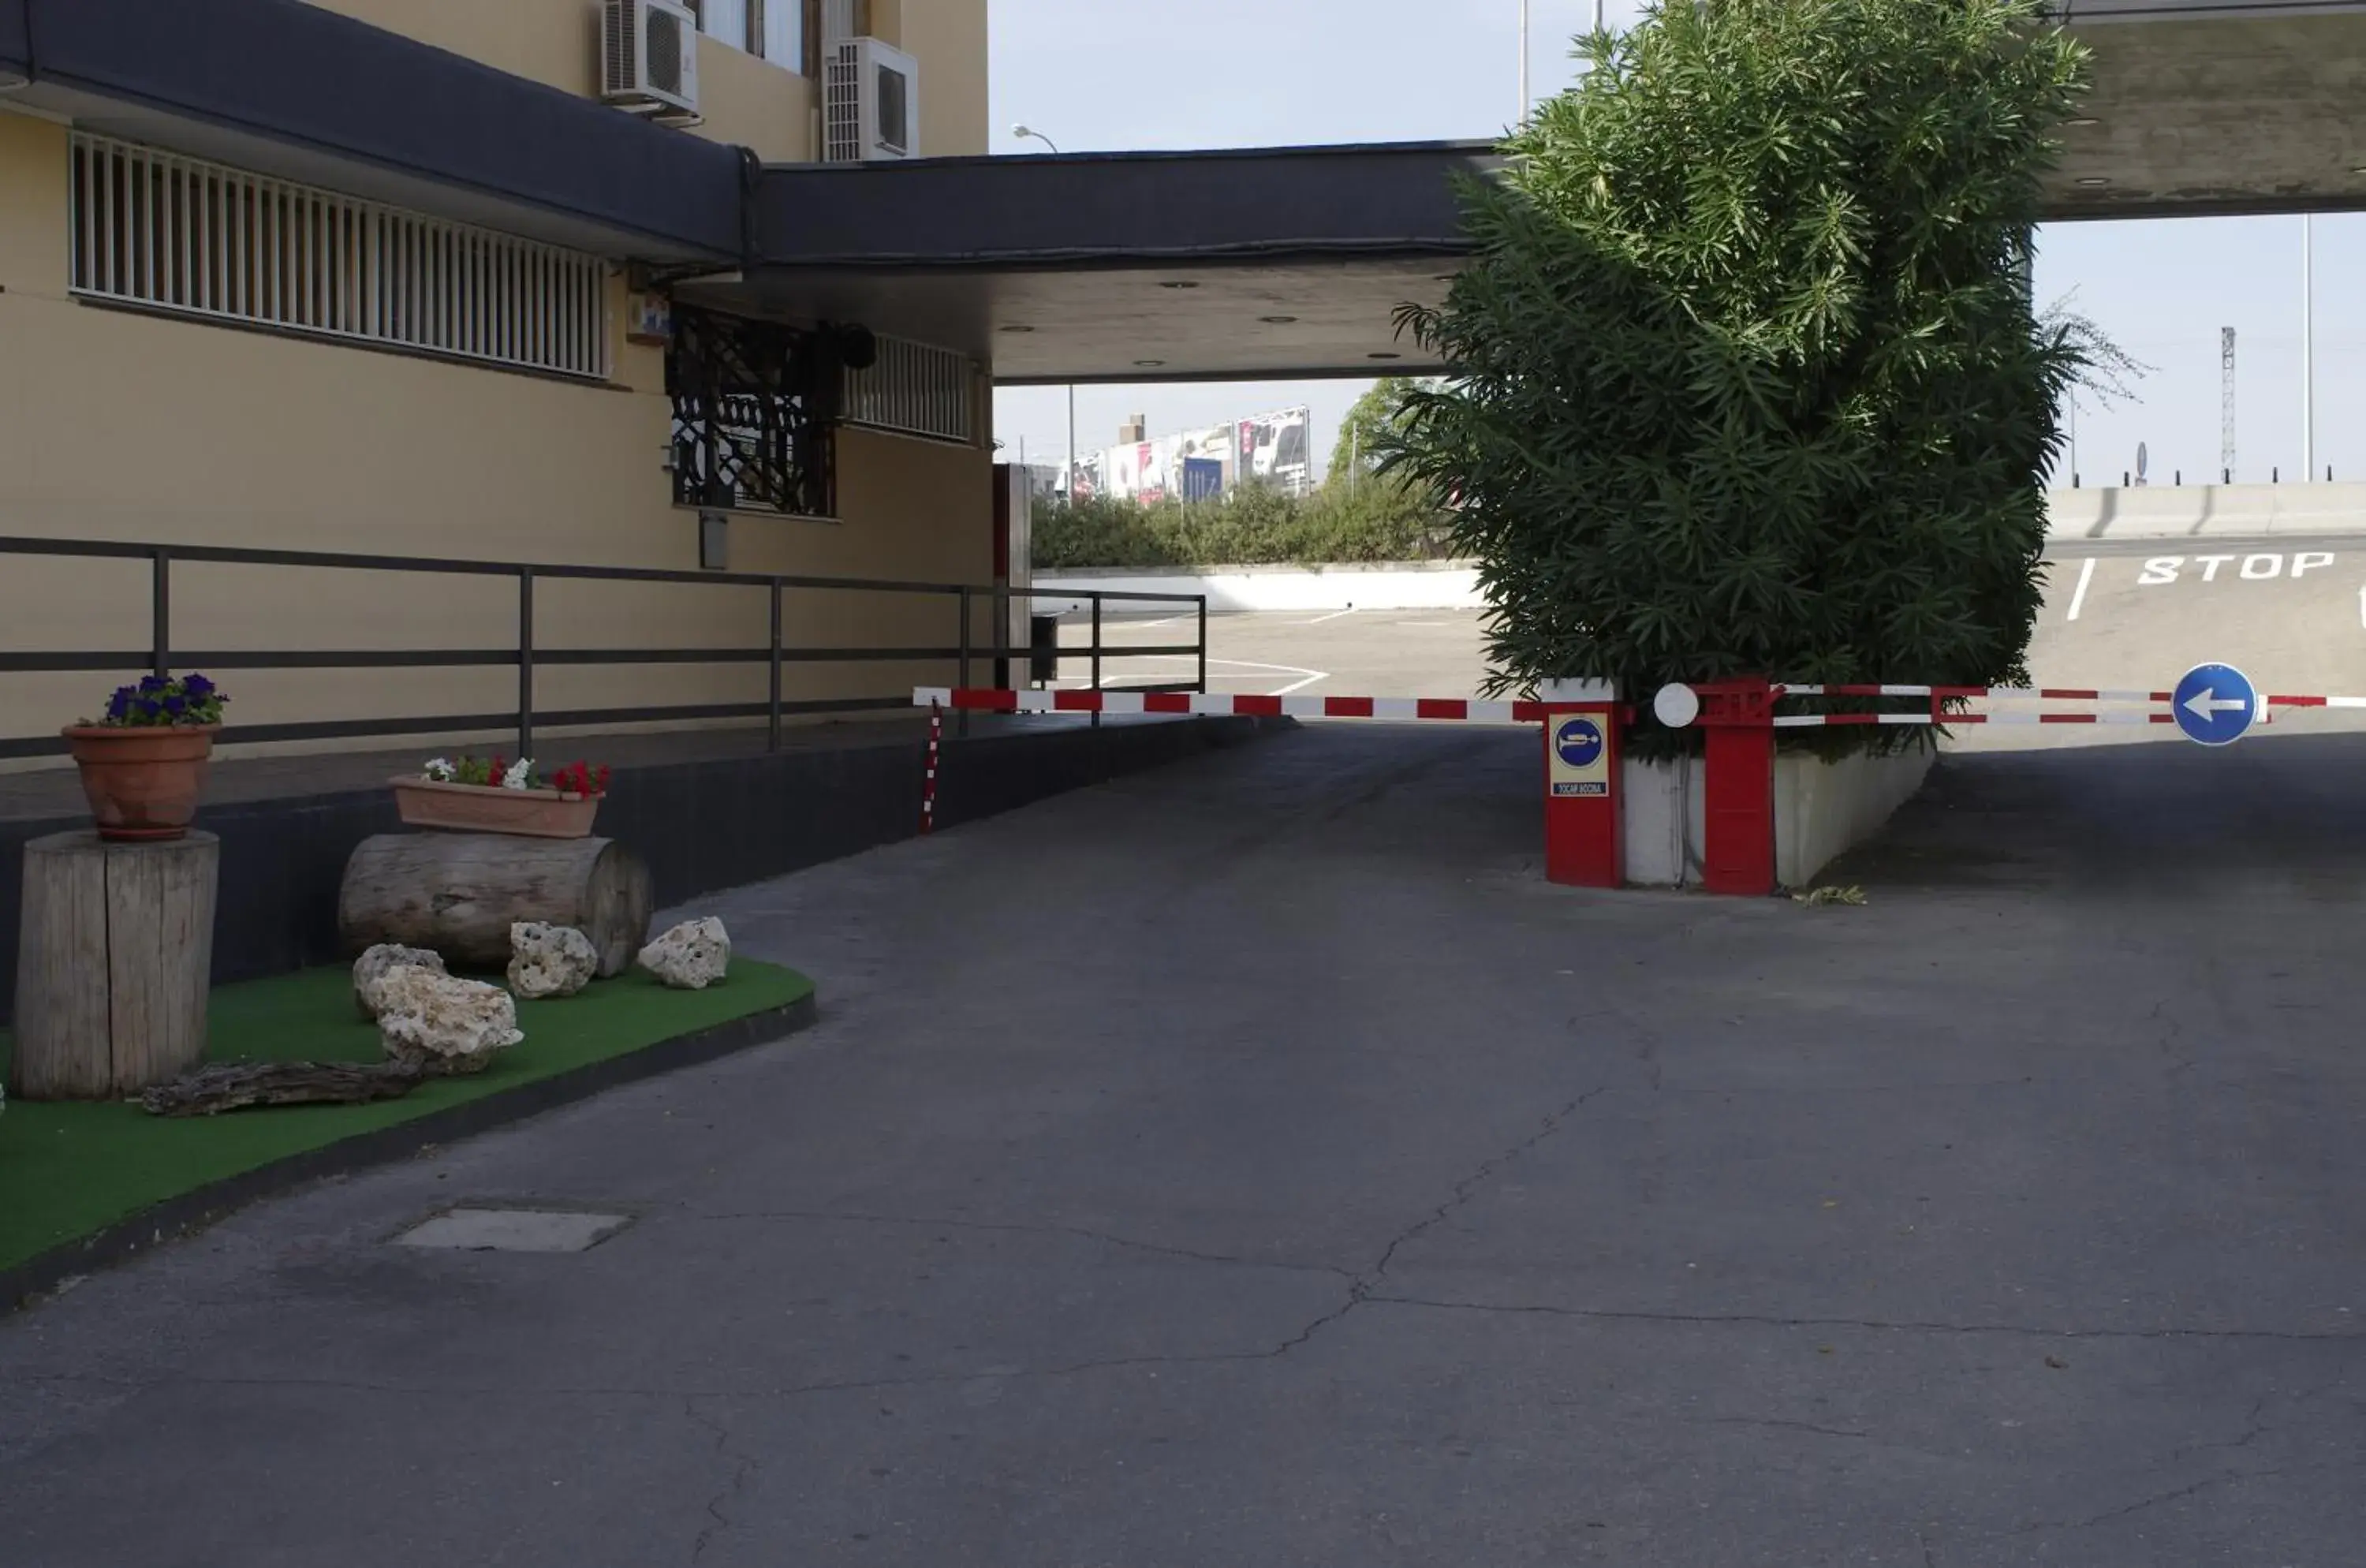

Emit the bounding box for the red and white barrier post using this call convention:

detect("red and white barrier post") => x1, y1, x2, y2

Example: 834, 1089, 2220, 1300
1539, 680, 1621, 888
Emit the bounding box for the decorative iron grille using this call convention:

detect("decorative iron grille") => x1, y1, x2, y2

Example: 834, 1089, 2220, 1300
667, 306, 836, 517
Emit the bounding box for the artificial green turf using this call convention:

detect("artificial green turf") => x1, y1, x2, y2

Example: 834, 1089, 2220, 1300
0, 958, 815, 1276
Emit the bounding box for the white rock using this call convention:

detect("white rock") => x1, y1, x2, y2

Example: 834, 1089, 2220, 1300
636, 917, 730, 991
507, 921, 599, 1001
374, 969, 524, 1074
353, 943, 447, 1019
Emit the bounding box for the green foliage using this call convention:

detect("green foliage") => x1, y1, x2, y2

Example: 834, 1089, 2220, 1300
1328, 376, 1430, 485
1379, 0, 2093, 756
1033, 480, 1452, 569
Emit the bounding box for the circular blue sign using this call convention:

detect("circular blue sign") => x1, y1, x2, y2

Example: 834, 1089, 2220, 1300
1554, 716, 1605, 769
2171, 662, 2258, 748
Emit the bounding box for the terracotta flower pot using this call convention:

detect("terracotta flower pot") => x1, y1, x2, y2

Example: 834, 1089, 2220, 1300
62, 723, 222, 842
391, 777, 602, 839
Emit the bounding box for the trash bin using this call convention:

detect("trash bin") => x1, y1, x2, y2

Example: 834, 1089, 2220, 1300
1028, 613, 1061, 685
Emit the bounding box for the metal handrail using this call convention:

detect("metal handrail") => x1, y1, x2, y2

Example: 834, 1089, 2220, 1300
0, 535, 1209, 761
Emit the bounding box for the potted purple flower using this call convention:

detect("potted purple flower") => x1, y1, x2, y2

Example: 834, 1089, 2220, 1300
65, 673, 229, 842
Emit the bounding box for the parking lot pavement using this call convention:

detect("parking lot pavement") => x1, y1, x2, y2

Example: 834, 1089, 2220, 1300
1063, 607, 1494, 700
5, 721, 2363, 1566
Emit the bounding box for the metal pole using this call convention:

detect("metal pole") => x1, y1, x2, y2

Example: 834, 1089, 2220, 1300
150, 547, 170, 681
956, 586, 972, 737
2303, 212, 2315, 483
767, 580, 783, 752
1518, 0, 1530, 121
1066, 383, 1077, 503
1196, 595, 1208, 695
517, 568, 536, 761
1089, 594, 1103, 729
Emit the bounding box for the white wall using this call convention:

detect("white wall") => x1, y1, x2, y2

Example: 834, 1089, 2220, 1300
1034, 562, 1480, 615
1773, 748, 1935, 888
2047, 482, 2366, 541
1617, 748, 1933, 889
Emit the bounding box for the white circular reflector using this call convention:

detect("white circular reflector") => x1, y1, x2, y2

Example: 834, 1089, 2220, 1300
1653, 682, 1702, 730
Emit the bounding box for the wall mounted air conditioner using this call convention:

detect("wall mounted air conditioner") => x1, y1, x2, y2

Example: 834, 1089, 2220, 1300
823, 37, 919, 163
602, 0, 701, 120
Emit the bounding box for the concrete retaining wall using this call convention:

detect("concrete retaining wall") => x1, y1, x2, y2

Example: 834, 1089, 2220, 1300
1034, 562, 1481, 614
2047, 482, 2366, 541
1618, 747, 1932, 889
1773, 746, 1935, 888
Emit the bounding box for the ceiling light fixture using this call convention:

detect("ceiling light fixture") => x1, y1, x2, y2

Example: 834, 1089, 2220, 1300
2065, 116, 2100, 127
1368, 352, 1402, 360
1259, 315, 1299, 324
1134, 358, 1166, 368
1160, 281, 1200, 290
998, 324, 1036, 334
2074, 176, 2109, 187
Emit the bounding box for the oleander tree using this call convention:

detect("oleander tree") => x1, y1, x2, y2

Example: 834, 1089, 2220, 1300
1379, 0, 2096, 752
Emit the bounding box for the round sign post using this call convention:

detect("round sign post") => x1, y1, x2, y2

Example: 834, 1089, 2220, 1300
1539, 681, 1621, 888
2171, 662, 2259, 747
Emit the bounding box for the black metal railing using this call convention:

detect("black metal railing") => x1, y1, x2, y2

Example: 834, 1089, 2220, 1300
0, 536, 1209, 760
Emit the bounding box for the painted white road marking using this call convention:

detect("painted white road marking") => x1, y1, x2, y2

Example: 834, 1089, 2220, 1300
2066, 556, 2096, 622
1304, 608, 1358, 625
1110, 654, 1330, 697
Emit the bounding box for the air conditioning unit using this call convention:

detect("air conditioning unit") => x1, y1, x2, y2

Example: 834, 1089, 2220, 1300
823, 38, 919, 163
603, 0, 700, 120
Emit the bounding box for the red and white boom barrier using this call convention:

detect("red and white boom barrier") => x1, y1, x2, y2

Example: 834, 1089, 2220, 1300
917, 671, 2366, 898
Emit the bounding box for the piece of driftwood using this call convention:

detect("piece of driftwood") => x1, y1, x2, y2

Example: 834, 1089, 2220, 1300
12, 831, 218, 1100
137, 1059, 428, 1118
336, 832, 652, 978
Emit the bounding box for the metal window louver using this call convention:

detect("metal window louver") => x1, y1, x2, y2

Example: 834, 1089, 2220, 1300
69, 133, 610, 382
843, 335, 976, 445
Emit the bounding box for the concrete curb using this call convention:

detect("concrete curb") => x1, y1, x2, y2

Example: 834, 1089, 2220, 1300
0, 990, 821, 1316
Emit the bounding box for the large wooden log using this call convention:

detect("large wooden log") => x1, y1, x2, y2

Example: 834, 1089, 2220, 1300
140, 1059, 427, 1117
337, 833, 652, 978
12, 830, 218, 1100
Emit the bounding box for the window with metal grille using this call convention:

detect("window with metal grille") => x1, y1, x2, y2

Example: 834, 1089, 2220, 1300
668, 305, 836, 517
844, 336, 976, 444
68, 133, 610, 382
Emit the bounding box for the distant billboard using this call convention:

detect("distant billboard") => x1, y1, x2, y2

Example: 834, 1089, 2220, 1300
1237, 406, 1312, 495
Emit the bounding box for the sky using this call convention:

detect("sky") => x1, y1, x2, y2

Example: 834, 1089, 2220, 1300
989, 0, 2366, 491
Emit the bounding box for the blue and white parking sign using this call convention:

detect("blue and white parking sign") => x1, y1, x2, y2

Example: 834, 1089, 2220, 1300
2172, 663, 2258, 748
1554, 717, 1605, 770
1550, 715, 1610, 798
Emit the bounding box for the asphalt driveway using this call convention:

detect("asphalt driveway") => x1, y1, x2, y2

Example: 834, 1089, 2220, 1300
3, 723, 2361, 1566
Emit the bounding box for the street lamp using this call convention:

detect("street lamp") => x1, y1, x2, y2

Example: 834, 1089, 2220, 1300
1012, 124, 1076, 502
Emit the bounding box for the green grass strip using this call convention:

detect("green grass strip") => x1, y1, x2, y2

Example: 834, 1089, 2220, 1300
0, 959, 815, 1275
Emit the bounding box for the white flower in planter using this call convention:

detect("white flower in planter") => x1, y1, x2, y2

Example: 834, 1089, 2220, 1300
503, 758, 536, 791
422, 756, 457, 782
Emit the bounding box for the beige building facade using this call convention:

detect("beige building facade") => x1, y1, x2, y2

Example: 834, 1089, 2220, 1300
0, 0, 996, 763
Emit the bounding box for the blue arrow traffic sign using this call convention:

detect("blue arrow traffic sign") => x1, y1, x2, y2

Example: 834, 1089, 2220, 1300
2172, 662, 2258, 747
1554, 716, 1605, 768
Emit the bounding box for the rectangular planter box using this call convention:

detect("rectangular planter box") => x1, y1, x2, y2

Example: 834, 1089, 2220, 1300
390, 777, 600, 839
1618, 747, 1933, 890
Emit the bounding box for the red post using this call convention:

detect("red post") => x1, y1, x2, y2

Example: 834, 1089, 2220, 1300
1541, 694, 1622, 888
1692, 678, 1776, 897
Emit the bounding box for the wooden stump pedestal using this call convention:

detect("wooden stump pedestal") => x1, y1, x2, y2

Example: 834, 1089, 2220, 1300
11, 830, 219, 1100
338, 833, 652, 978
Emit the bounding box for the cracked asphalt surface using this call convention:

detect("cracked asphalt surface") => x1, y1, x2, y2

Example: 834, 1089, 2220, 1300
4, 722, 2364, 1566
